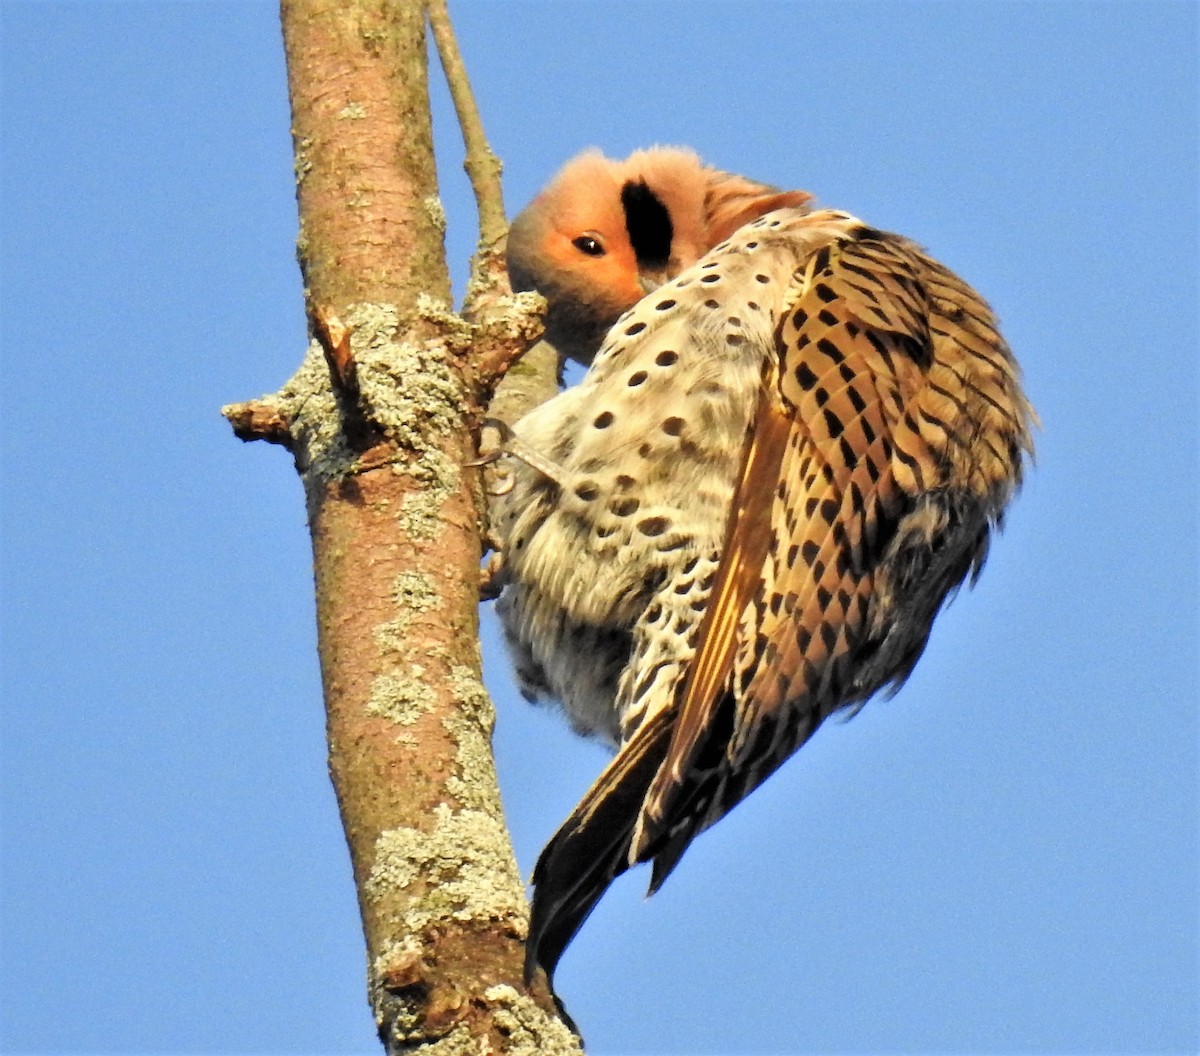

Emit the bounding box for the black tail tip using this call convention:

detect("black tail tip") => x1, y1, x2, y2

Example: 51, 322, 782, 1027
523, 945, 581, 1038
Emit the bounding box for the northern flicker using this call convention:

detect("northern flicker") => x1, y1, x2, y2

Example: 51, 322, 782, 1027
491, 147, 1035, 991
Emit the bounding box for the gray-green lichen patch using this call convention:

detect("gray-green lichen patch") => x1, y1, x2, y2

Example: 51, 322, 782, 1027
393, 570, 439, 613
395, 446, 462, 541
424, 195, 446, 235
415, 292, 471, 346
276, 337, 356, 501
337, 102, 367, 120
350, 301, 466, 450
367, 668, 435, 726
484, 985, 583, 1055
293, 136, 314, 184
444, 666, 499, 813
270, 300, 472, 517
410, 1025, 473, 1054
365, 802, 526, 933
374, 616, 411, 655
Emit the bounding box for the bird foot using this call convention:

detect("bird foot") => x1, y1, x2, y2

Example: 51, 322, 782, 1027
469, 418, 569, 488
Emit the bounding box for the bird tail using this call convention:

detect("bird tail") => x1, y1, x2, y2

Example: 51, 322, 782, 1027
526, 708, 675, 989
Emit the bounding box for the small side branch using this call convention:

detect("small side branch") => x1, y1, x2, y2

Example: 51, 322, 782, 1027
310, 304, 359, 394
222, 398, 294, 448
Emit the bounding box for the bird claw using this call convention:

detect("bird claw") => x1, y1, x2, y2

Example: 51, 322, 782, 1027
467, 419, 520, 495
468, 417, 568, 489
479, 551, 507, 600
463, 448, 505, 469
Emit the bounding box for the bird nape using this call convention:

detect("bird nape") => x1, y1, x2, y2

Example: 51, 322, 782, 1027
490, 146, 1035, 999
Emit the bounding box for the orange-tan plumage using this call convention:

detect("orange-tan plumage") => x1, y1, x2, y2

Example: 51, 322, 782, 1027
493, 150, 1035, 995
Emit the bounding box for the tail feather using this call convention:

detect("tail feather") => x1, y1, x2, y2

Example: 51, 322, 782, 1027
526, 709, 674, 987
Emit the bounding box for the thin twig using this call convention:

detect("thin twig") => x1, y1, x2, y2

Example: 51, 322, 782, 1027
427, 0, 506, 248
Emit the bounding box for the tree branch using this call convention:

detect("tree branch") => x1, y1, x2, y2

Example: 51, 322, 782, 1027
222, 1, 580, 1050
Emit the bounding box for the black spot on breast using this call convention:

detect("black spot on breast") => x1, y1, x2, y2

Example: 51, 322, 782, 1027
574, 482, 599, 502
593, 411, 614, 429
625, 321, 647, 337
610, 496, 640, 517
655, 350, 678, 367
638, 516, 669, 537
656, 299, 676, 311
628, 370, 648, 387
661, 416, 685, 436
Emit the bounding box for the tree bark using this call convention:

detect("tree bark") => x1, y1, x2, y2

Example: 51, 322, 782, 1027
223, 1, 577, 1050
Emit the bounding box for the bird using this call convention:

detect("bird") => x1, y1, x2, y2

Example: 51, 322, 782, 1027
490, 146, 1036, 994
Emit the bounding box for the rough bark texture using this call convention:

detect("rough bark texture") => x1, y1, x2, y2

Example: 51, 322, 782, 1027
223, 1, 578, 1051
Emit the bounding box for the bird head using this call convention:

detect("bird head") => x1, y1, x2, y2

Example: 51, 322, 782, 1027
507, 147, 812, 364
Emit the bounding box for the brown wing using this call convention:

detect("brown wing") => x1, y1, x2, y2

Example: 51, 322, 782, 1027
524, 707, 675, 990
633, 229, 1032, 883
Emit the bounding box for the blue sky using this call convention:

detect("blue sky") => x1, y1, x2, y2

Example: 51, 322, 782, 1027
1, 3, 1196, 1054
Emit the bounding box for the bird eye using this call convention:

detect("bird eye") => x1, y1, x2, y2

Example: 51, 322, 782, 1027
572, 234, 605, 257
